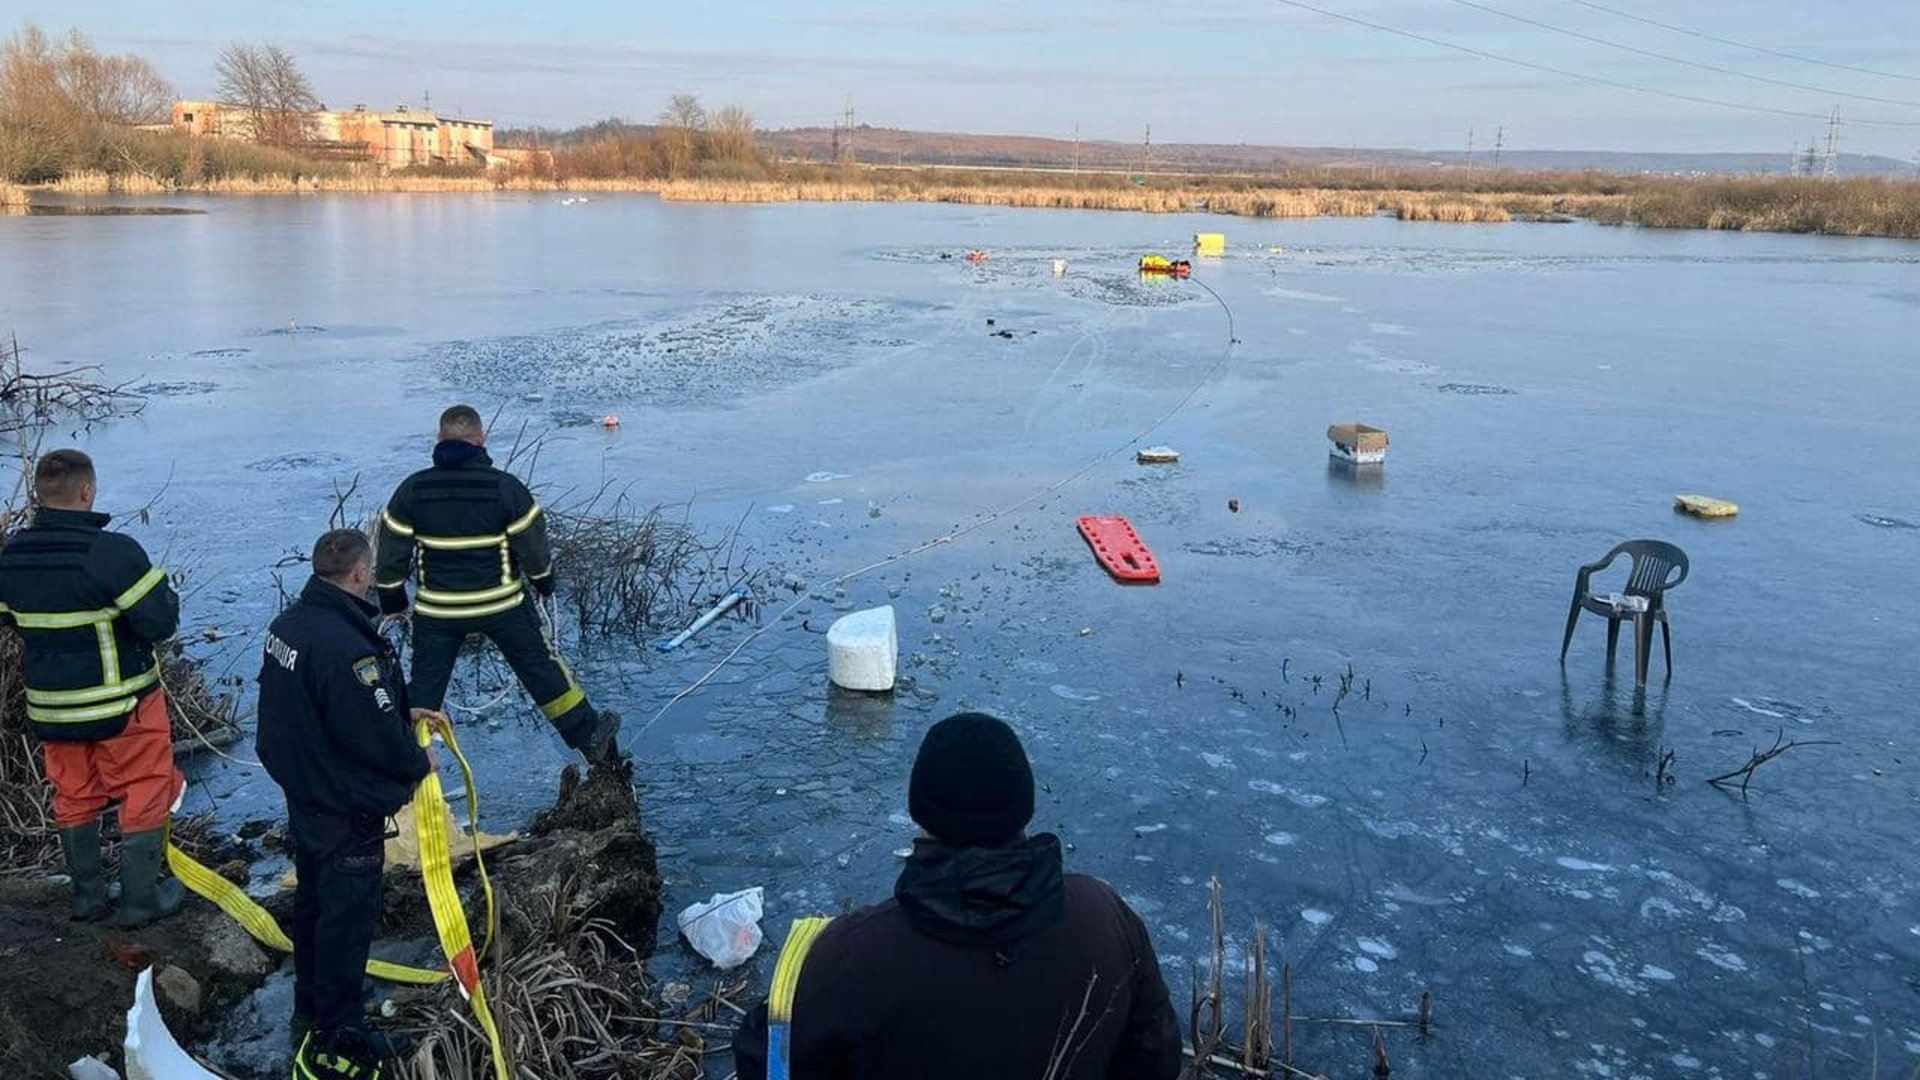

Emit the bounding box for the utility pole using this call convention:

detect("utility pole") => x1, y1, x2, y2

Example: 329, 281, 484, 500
1142, 122, 1152, 179
1072, 123, 1080, 172
842, 95, 857, 165
1464, 127, 1475, 173
1492, 125, 1504, 171
1797, 137, 1820, 178
1822, 107, 1841, 180
423, 89, 431, 113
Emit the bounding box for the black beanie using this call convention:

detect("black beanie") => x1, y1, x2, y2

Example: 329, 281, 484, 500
908, 712, 1035, 847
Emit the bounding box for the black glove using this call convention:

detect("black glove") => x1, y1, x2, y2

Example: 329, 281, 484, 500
377, 587, 410, 616
532, 575, 556, 598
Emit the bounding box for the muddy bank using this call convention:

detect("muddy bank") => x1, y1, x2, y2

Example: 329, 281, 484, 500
0, 757, 663, 1077
0, 875, 274, 1077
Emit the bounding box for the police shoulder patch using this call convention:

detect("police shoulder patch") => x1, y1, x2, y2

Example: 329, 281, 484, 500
353, 656, 381, 686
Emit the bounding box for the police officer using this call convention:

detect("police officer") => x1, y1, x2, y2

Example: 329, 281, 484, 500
257, 528, 431, 1077
375, 404, 618, 759
0, 449, 185, 927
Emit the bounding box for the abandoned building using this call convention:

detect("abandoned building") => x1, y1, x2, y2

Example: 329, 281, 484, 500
171, 101, 496, 169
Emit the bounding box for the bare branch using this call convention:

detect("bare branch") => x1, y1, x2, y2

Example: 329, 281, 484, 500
1706, 727, 1839, 794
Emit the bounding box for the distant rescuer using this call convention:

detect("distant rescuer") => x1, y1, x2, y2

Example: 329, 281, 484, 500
256, 528, 432, 1075
0, 449, 186, 928
734, 711, 1183, 1080
375, 404, 618, 759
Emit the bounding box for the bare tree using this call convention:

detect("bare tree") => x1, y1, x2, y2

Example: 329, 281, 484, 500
654, 92, 706, 178
709, 104, 756, 165
0, 24, 84, 180
215, 42, 317, 145
59, 42, 173, 126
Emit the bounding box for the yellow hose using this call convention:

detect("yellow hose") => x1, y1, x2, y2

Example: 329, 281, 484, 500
168, 712, 508, 1077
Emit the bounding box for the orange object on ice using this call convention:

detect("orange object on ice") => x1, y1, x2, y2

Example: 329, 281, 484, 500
601, 414, 621, 428
1076, 515, 1161, 584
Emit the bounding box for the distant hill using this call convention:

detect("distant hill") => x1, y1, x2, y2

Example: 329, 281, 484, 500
757, 125, 1913, 179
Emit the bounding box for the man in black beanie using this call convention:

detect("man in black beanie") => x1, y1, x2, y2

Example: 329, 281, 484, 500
734, 711, 1181, 1080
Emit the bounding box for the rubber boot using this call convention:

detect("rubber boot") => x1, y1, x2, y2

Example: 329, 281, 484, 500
296, 1027, 393, 1080
288, 1012, 312, 1054
116, 826, 185, 928
581, 709, 622, 762
57, 820, 111, 922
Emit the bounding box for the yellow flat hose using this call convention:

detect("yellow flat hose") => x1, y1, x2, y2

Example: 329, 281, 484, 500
168, 713, 509, 1078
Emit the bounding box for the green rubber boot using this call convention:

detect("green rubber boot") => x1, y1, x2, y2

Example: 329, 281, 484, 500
116, 826, 185, 928
57, 820, 111, 922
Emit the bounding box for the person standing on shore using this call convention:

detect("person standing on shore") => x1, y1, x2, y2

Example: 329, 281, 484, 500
256, 528, 433, 1075
0, 449, 186, 928
375, 405, 618, 760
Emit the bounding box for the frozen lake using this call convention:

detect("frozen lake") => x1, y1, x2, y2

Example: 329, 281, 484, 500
4, 193, 1918, 1077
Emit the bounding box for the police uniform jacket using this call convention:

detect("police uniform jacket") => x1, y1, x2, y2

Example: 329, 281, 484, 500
0, 507, 179, 741
257, 576, 429, 817
374, 440, 552, 620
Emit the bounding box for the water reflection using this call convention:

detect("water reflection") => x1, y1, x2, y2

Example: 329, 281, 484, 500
1559, 669, 1668, 769
824, 685, 896, 739
1326, 457, 1386, 489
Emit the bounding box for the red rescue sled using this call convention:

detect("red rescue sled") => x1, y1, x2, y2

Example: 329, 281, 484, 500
1077, 515, 1161, 583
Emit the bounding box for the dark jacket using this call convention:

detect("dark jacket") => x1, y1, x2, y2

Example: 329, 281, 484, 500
735, 834, 1182, 1080
0, 507, 179, 742
256, 576, 430, 817
374, 441, 553, 621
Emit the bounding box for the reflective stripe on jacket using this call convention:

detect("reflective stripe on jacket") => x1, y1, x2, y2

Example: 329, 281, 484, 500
0, 507, 179, 741
375, 441, 552, 620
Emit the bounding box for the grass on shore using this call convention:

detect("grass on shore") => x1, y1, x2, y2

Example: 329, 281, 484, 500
25, 155, 1920, 238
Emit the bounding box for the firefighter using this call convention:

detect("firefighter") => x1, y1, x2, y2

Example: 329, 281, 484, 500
376, 405, 618, 759
257, 528, 432, 1077
0, 449, 185, 927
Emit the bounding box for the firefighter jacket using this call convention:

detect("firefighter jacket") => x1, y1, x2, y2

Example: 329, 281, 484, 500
374, 441, 553, 620
0, 507, 179, 742
256, 576, 429, 817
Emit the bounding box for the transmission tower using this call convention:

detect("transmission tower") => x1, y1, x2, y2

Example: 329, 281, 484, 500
1465, 127, 1475, 172
1821, 107, 1841, 180
1072, 124, 1081, 172
1142, 123, 1152, 178
1492, 125, 1504, 170
841, 96, 857, 164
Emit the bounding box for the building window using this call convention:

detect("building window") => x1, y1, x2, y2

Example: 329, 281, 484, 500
183, 113, 194, 124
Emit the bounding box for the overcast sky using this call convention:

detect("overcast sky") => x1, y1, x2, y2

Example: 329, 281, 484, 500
8, 0, 1918, 158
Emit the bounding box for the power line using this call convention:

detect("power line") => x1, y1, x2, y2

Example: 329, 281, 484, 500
1262, 0, 1920, 127
1438, 0, 1920, 110
1560, 0, 1920, 86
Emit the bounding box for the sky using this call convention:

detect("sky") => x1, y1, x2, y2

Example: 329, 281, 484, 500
6, 0, 1918, 158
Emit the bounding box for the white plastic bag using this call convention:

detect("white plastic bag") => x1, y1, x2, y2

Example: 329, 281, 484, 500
676, 887, 765, 969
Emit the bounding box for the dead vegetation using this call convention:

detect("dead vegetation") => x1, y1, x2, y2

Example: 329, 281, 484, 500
1181, 877, 1432, 1080
1706, 727, 1839, 795
393, 760, 706, 1080
484, 424, 757, 642
546, 495, 755, 641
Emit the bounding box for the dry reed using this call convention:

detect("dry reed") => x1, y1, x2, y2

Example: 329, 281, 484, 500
31, 154, 1920, 236
398, 879, 707, 1080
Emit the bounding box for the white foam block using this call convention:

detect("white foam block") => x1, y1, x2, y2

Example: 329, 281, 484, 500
828, 605, 897, 692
